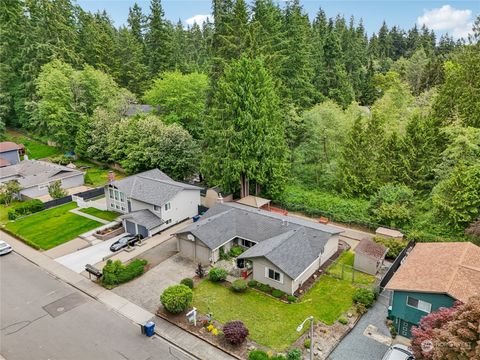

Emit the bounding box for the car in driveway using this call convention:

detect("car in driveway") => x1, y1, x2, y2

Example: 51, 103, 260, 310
381, 344, 414, 360
109, 234, 142, 252
0, 240, 13, 255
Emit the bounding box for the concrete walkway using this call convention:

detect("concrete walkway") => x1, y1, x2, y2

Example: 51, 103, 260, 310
70, 208, 110, 224
0, 230, 235, 360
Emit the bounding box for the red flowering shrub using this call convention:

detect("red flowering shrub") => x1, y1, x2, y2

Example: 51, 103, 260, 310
223, 320, 249, 345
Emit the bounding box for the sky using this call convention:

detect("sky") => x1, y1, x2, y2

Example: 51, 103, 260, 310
76, 1, 480, 40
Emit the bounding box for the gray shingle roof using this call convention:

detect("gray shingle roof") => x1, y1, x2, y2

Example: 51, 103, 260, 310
177, 202, 342, 279
121, 209, 165, 230
111, 169, 201, 206
0, 160, 83, 188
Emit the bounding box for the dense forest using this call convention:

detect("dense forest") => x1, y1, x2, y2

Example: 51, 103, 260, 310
1, 0, 479, 243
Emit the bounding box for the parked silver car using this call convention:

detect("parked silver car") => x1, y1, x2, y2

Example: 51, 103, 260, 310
0, 241, 13, 255
382, 344, 415, 360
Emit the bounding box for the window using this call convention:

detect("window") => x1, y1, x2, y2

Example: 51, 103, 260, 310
266, 267, 283, 283
109, 188, 114, 198
164, 202, 171, 211
239, 238, 255, 248
153, 205, 161, 212
406, 296, 432, 313
120, 192, 125, 202
165, 219, 172, 225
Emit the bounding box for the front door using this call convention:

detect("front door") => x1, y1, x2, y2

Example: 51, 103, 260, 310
399, 319, 413, 338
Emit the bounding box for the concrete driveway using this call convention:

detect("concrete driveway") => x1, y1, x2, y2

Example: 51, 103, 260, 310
113, 250, 196, 313
55, 234, 125, 273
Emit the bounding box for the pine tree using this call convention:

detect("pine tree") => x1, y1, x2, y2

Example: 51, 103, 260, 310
311, 7, 328, 103
127, 3, 146, 44
202, 55, 288, 197
281, 0, 315, 108
145, 0, 172, 76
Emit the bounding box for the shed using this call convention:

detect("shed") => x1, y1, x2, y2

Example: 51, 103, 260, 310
375, 227, 404, 239
354, 238, 388, 275
236, 195, 271, 210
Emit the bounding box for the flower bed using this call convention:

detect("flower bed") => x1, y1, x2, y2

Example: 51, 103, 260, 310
94, 223, 124, 240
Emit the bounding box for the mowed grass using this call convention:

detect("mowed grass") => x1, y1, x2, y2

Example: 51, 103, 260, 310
4, 202, 101, 250
5, 129, 61, 159
0, 201, 20, 225
327, 251, 376, 286
79, 207, 119, 222
74, 160, 125, 187
193, 275, 357, 351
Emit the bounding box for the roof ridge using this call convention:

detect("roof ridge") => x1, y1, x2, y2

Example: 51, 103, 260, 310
446, 244, 470, 295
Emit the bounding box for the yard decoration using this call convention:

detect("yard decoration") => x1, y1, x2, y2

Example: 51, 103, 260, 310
223, 320, 249, 345
160, 284, 193, 314
195, 263, 206, 278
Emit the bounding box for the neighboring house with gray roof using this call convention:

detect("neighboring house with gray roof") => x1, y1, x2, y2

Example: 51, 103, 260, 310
0, 159, 84, 199
105, 169, 202, 238
0, 141, 22, 166
176, 202, 342, 295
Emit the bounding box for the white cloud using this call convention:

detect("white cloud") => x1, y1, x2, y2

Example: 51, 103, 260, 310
417, 5, 473, 39
185, 14, 213, 27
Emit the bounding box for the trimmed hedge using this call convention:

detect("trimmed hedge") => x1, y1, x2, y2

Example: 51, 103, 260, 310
287, 295, 297, 303
248, 280, 258, 288
231, 279, 247, 292
271, 289, 285, 298
8, 200, 45, 220
180, 277, 194, 289
101, 259, 147, 287
160, 284, 193, 314
257, 283, 271, 293
208, 267, 228, 282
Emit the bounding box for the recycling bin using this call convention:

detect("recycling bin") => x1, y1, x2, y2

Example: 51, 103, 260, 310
144, 321, 155, 337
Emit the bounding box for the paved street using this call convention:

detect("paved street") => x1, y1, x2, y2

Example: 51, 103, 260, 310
329, 297, 391, 360
0, 253, 193, 360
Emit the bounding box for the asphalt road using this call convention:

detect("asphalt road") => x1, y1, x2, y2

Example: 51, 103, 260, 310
0, 252, 194, 360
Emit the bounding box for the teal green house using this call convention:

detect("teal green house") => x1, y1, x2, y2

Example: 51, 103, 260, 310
385, 242, 480, 338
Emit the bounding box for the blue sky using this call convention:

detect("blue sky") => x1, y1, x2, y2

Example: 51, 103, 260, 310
76, 1, 480, 39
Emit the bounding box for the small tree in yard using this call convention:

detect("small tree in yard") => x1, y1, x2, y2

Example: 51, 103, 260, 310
160, 284, 193, 314
411, 297, 480, 359
223, 320, 249, 345
0, 180, 22, 205
48, 180, 67, 199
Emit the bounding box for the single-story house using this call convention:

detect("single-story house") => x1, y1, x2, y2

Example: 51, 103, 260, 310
386, 242, 480, 338
354, 238, 388, 275
176, 202, 343, 295
0, 141, 22, 166
0, 160, 84, 199
105, 169, 202, 238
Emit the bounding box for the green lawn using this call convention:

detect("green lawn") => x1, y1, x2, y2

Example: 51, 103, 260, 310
74, 160, 125, 187
79, 207, 119, 222
0, 201, 20, 225
327, 251, 376, 286
193, 275, 357, 351
4, 202, 101, 250
5, 129, 61, 159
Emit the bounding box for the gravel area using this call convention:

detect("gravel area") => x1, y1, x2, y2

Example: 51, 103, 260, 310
328, 296, 391, 360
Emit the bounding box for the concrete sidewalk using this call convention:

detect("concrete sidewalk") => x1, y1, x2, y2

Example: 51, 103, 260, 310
70, 208, 110, 224
0, 230, 235, 360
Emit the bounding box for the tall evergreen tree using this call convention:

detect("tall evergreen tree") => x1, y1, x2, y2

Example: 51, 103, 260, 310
202, 55, 288, 197
127, 3, 146, 44
145, 0, 172, 76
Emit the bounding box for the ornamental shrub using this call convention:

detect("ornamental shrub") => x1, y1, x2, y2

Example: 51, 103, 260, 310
160, 284, 193, 314
229, 246, 245, 257
231, 279, 247, 292
286, 348, 302, 360
208, 267, 228, 282
353, 288, 376, 308
270, 356, 286, 360
180, 277, 194, 289
304, 338, 311, 348
8, 199, 45, 220
101, 259, 147, 286
339, 317, 348, 325
223, 320, 249, 345
271, 289, 285, 298
248, 350, 270, 360
287, 295, 297, 303
248, 280, 258, 288
257, 283, 271, 293
373, 236, 408, 259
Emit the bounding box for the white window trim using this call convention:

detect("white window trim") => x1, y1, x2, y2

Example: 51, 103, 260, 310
265, 267, 283, 284
406, 296, 432, 313
153, 205, 161, 212
164, 202, 171, 212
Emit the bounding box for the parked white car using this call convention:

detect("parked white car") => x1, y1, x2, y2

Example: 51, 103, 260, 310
382, 344, 415, 360
0, 241, 13, 255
